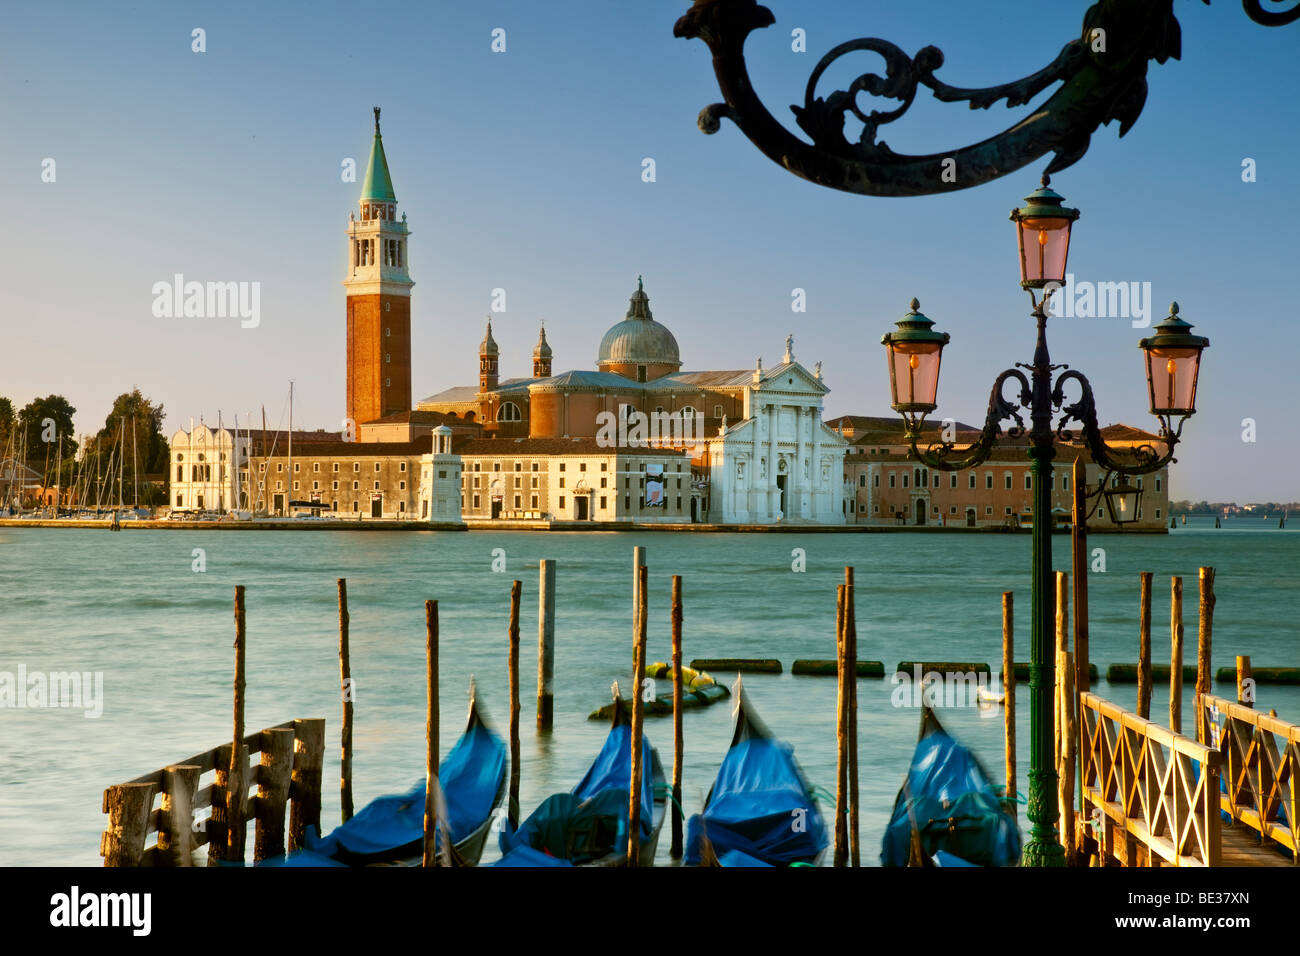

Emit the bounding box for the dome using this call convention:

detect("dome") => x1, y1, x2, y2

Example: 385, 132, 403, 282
596, 279, 681, 370
479, 319, 498, 355
533, 323, 552, 359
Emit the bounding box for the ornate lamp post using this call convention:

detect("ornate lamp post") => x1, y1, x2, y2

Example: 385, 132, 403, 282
878, 181, 1208, 865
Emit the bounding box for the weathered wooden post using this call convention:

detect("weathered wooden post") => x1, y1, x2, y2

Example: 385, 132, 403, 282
227, 584, 248, 863
845, 566, 860, 867
1071, 459, 1089, 823
254, 727, 295, 862
1170, 576, 1184, 734
1237, 655, 1253, 708
627, 564, 649, 866
1137, 572, 1153, 719
632, 545, 646, 627
537, 560, 555, 730
207, 743, 230, 864
833, 584, 848, 867
1195, 567, 1215, 744
101, 782, 157, 867
670, 574, 684, 859
1054, 572, 1067, 788
157, 765, 200, 866
338, 577, 354, 823
423, 600, 440, 866
508, 579, 522, 829
288, 718, 324, 852
1055, 572, 1075, 861
1002, 591, 1016, 819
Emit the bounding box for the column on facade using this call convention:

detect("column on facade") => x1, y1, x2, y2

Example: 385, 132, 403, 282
767, 402, 779, 519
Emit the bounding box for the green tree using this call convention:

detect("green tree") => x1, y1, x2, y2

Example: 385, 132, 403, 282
18, 395, 78, 464
0, 396, 14, 452
88, 388, 170, 507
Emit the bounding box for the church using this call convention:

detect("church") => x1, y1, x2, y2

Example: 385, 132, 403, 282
339, 109, 849, 525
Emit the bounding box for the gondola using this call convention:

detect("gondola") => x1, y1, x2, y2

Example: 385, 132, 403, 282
277, 683, 507, 867
495, 690, 666, 867
881, 706, 1021, 867
685, 681, 828, 867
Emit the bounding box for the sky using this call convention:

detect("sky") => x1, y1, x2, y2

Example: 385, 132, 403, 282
0, 0, 1296, 502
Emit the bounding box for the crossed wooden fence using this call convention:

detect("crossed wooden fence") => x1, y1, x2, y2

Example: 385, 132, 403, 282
100, 718, 325, 866
1201, 693, 1299, 862
1080, 691, 1221, 866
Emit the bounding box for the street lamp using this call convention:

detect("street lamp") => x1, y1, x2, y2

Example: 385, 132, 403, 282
1101, 475, 1142, 527
877, 180, 1207, 866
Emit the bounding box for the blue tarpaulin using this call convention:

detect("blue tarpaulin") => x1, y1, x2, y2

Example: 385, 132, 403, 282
881, 712, 1021, 867
684, 694, 827, 867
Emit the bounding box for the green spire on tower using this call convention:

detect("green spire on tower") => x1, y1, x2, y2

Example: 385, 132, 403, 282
360, 106, 397, 203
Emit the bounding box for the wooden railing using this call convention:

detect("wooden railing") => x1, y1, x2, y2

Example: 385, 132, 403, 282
1201, 694, 1299, 862
100, 718, 324, 866
1080, 692, 1221, 866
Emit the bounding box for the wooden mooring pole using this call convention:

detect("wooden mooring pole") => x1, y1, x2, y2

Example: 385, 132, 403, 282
254, 727, 294, 862
537, 560, 555, 730
845, 566, 859, 867
627, 563, 649, 867
1237, 655, 1253, 708
423, 599, 439, 867
833, 584, 848, 867
1137, 571, 1153, 719
227, 584, 247, 863
508, 579, 522, 829
1055, 572, 1076, 863
1195, 567, 1215, 744
288, 718, 324, 853
1170, 576, 1184, 734
337, 577, 354, 823
670, 574, 684, 860
1002, 591, 1016, 819
1070, 459, 1089, 831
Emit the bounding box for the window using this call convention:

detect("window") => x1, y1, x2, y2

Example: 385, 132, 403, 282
332, 463, 339, 472
559, 496, 566, 509
1005, 507, 1013, 515
473, 495, 480, 509
950, 505, 957, 514
559, 463, 566, 472
559, 478, 565, 488
374, 463, 381, 472
889, 473, 896, 488
1155, 477, 1162, 492
514, 462, 522, 472
292, 481, 299, 491
600, 496, 607, 509
399, 481, 406, 491
1005, 474, 1013, 490
531, 477, 538, 489
531, 495, 538, 508
352, 481, 359, 490
332, 481, 339, 490
532, 462, 539, 472
933, 474, 940, 489
600, 477, 607, 488
373, 481, 380, 490
969, 473, 976, 489
986, 473, 993, 490
473, 476, 480, 488
513, 476, 521, 489
950, 474, 957, 489
1025, 475, 1032, 490
353, 463, 360, 472
494, 463, 501, 471
858, 474, 866, 487
514, 495, 521, 508
312, 462, 320, 473
902, 474, 909, 489
580, 463, 587, 472
400, 462, 406, 472
498, 402, 522, 422
985, 505, 993, 515
278, 463, 284, 472
1155, 508, 1161, 518
385, 354, 390, 364
600, 463, 607, 472
313, 481, 319, 490
713, 404, 723, 418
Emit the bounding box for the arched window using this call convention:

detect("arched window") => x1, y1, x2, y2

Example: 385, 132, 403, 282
497, 401, 522, 422
679, 406, 697, 418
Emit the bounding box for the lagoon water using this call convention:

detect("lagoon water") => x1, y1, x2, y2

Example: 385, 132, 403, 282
1, 517, 1297, 865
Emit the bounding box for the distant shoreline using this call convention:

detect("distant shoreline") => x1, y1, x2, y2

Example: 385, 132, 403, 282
0, 518, 1167, 534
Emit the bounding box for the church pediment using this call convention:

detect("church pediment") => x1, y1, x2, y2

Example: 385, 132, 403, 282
755, 360, 829, 396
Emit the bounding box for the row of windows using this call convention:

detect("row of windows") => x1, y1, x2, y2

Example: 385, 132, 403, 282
467, 460, 683, 473
855, 470, 1161, 494
272, 480, 406, 492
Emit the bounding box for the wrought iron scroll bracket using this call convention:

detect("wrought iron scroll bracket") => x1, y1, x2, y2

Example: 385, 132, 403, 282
1051, 369, 1180, 476
904, 368, 1032, 472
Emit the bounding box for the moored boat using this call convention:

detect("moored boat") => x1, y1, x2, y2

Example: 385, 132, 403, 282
277, 683, 507, 867
496, 691, 665, 867
685, 681, 827, 867
881, 707, 1021, 867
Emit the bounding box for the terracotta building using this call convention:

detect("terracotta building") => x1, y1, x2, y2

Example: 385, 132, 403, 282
833, 416, 1171, 530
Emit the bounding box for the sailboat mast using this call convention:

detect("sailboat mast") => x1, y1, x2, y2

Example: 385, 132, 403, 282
288, 381, 293, 514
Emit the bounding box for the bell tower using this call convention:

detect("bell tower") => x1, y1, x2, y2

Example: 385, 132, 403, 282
479, 319, 499, 392
533, 322, 552, 378
345, 107, 413, 427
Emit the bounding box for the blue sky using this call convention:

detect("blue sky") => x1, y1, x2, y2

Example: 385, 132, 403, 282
1, 1, 1296, 500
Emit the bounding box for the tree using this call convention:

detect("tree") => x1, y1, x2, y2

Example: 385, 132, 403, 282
0, 396, 14, 452
86, 388, 170, 507
17, 395, 77, 464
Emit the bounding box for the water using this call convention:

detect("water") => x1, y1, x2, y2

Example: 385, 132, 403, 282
1, 522, 1297, 865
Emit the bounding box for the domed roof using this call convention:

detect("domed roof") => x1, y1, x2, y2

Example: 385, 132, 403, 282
479, 318, 498, 355
533, 322, 552, 359
597, 279, 681, 370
